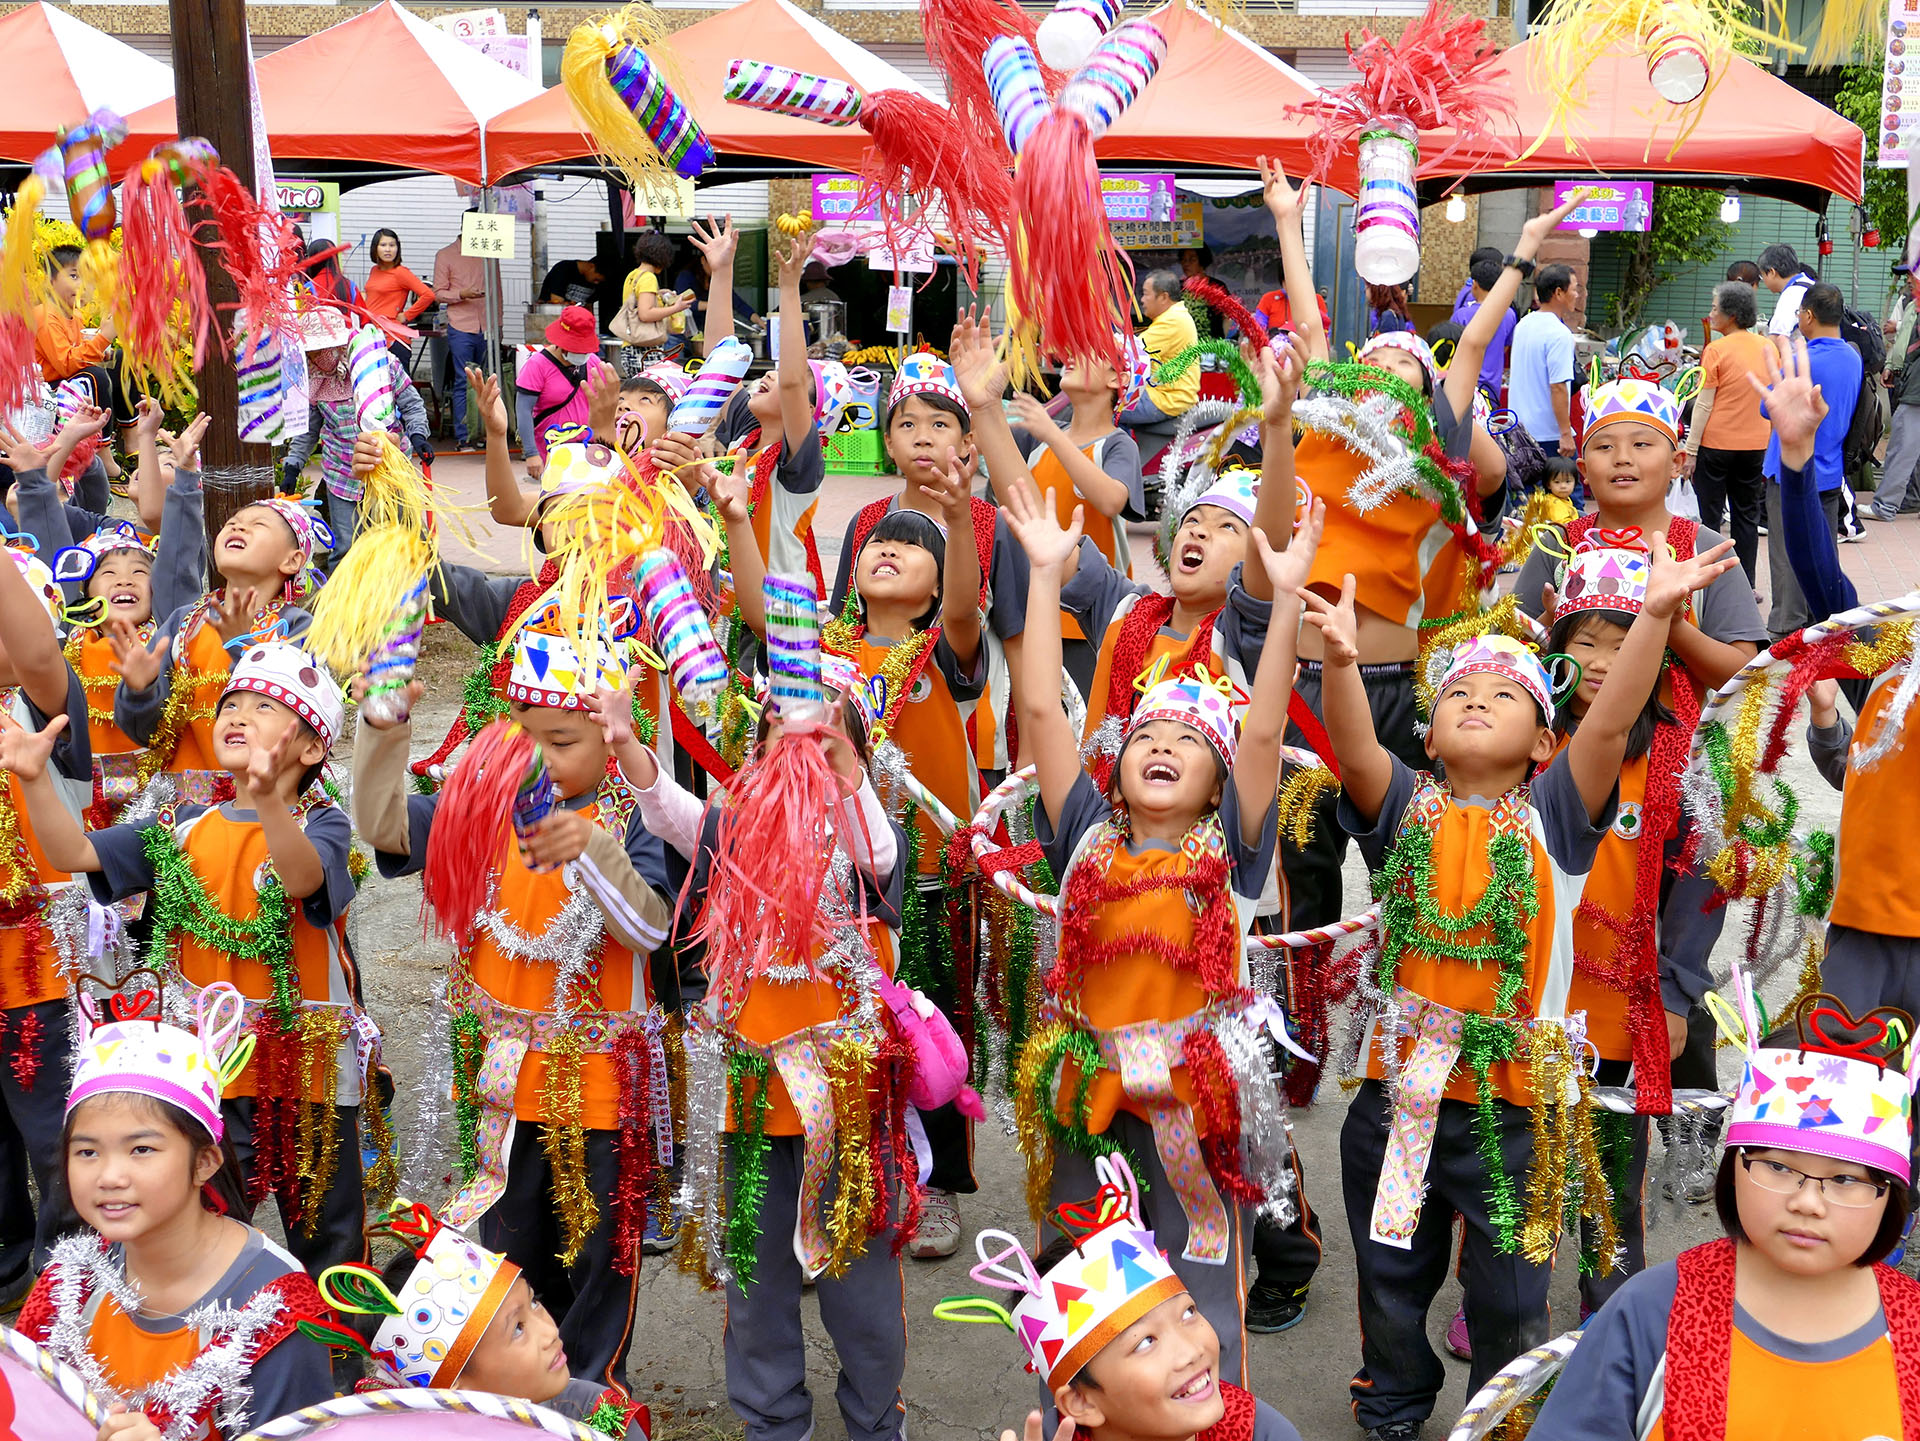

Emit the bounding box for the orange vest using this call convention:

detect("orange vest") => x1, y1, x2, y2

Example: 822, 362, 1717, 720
1830, 669, 1920, 937
70, 630, 142, 758
166, 616, 237, 775
1300, 432, 1447, 628
850, 633, 977, 875
0, 772, 68, 1010
1033, 444, 1126, 576
1562, 747, 1650, 1063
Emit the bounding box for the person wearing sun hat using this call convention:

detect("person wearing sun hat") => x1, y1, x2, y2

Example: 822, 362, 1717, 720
516, 304, 613, 476
1534, 981, 1920, 1441
1302, 517, 1740, 1436
1, 640, 380, 1288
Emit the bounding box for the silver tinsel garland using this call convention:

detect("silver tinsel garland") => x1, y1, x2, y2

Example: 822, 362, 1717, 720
405, 978, 456, 1197
1215, 1012, 1297, 1226
676, 1019, 735, 1288
1851, 653, 1920, 771
1292, 391, 1430, 516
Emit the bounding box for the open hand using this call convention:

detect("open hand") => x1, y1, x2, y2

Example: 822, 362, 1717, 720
1749, 334, 1828, 470
1255, 341, 1303, 427
350, 672, 421, 729
948, 308, 1007, 412
1007, 391, 1058, 438
107, 618, 163, 691
689, 215, 739, 272
1642, 532, 1737, 619
57, 404, 112, 450
0, 423, 55, 474
166, 413, 211, 472
1517, 187, 1595, 256
585, 677, 638, 748
1252, 497, 1326, 597
772, 229, 816, 290
919, 447, 975, 529
239, 718, 296, 800
584, 361, 621, 440
1003, 482, 1083, 574
467, 367, 510, 439
0, 710, 65, 782
1257, 153, 1304, 224
1300, 574, 1361, 665
209, 586, 264, 646
706, 457, 750, 523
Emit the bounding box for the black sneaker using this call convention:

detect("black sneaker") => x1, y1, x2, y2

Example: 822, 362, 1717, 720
1364, 1423, 1423, 1441
1244, 1282, 1308, 1334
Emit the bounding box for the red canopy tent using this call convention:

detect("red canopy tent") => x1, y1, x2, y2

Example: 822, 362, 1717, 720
115, 0, 542, 185
485, 0, 938, 178
1095, 2, 1353, 191
0, 3, 172, 165
1416, 39, 1864, 211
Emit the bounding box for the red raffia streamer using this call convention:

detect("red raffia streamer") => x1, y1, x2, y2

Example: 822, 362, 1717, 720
1011, 109, 1132, 376
197, 165, 306, 351
609, 1030, 656, 1276
857, 90, 1015, 290
1184, 275, 1268, 343
919, 0, 1060, 166
117, 153, 216, 399
8, 1008, 39, 1092
1284, 0, 1515, 183
1182, 1028, 1263, 1205
691, 730, 842, 1010
423, 719, 538, 949
0, 316, 38, 413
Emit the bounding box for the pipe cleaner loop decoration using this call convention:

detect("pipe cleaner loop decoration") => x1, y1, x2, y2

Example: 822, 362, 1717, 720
1284, 2, 1512, 285
565, 5, 714, 196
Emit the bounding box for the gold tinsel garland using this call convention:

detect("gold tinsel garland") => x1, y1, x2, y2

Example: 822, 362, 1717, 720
1517, 1023, 1618, 1270
1012, 1021, 1071, 1227
293, 1008, 347, 1238
823, 1034, 879, 1278
1275, 764, 1342, 850
539, 1029, 599, 1264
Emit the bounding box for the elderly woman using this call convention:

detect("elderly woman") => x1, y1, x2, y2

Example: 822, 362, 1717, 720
1683, 279, 1774, 585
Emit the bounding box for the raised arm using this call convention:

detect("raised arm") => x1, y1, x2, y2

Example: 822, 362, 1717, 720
950, 310, 1039, 511
1445, 190, 1588, 424
707, 455, 767, 639
1300, 575, 1393, 821
0, 714, 97, 872
927, 451, 983, 669
468, 369, 536, 527
689, 216, 740, 360
1567, 532, 1738, 821
1247, 342, 1304, 602
770, 230, 816, 455
1004, 483, 1087, 826
1007, 392, 1129, 516
0, 527, 70, 719
1259, 155, 1327, 363
1233, 504, 1322, 844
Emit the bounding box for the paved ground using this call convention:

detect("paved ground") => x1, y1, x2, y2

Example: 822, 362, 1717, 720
342, 453, 1905, 1441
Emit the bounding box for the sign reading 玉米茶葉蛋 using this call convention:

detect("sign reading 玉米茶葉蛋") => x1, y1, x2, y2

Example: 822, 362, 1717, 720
460, 211, 517, 260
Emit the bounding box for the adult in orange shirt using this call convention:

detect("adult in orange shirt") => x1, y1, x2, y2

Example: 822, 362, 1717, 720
1684, 280, 1774, 584
363, 228, 435, 366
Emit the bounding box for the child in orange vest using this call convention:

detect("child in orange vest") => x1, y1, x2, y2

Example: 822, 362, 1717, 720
1305, 527, 1736, 1435
4, 643, 373, 1283
1534, 989, 1920, 1441
353, 599, 675, 1390
1005, 472, 1324, 1392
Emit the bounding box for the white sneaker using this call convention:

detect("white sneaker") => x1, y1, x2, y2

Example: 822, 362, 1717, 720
907, 1189, 962, 1259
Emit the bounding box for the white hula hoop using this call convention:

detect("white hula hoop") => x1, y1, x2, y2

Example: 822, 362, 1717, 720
1445, 1329, 1583, 1441
235, 1387, 603, 1440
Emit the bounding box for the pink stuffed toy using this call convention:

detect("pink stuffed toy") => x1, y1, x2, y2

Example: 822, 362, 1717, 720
877, 971, 984, 1119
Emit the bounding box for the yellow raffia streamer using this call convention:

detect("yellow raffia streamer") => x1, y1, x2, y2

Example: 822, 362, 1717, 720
1275, 764, 1340, 850
295, 1008, 347, 1237
823, 1034, 877, 1278
1013, 1023, 1069, 1227
1807, 0, 1886, 69
0, 177, 48, 330
561, 5, 684, 204
1524, 0, 1798, 161
540, 1029, 599, 1265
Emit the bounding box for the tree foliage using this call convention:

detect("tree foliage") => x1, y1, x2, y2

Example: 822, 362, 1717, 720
1609, 188, 1730, 331
1835, 54, 1911, 254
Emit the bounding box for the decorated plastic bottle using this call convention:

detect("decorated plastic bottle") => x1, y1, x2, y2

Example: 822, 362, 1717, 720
724, 59, 864, 126
235, 329, 287, 446
605, 39, 717, 178
1038, 0, 1126, 71
152, 136, 220, 187
983, 38, 1051, 156
636, 549, 728, 703
47, 110, 128, 241
1058, 19, 1167, 139
1645, 23, 1710, 104
1353, 114, 1420, 286
668, 336, 754, 436
763, 571, 827, 717
511, 742, 556, 845
360, 576, 429, 727
349, 324, 396, 432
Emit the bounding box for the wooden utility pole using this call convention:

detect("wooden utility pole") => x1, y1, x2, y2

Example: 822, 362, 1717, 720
170, 0, 277, 577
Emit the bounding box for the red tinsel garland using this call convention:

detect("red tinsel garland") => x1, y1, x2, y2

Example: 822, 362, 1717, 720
1052, 832, 1243, 1004
1183, 276, 1267, 343
609, 1030, 656, 1276
880, 1032, 924, 1252
251, 1018, 302, 1212
1281, 938, 1363, 1107
0, 899, 45, 1019
1181, 1028, 1263, 1205
7, 1007, 41, 1092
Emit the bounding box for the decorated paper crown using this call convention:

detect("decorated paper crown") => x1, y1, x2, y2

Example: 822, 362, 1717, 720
314, 1200, 522, 1389
296, 305, 352, 352
1114, 334, 1153, 416
52, 522, 154, 587
67, 978, 254, 1142
1182, 465, 1259, 528
539, 436, 627, 503
1554, 534, 1650, 622
1128, 661, 1243, 767
1357, 330, 1438, 390
244, 495, 335, 568
506, 594, 638, 711
1721, 978, 1917, 1185
7, 544, 65, 627
811, 358, 855, 437
1579, 376, 1682, 447
642, 360, 694, 401
1435, 633, 1556, 720
889, 353, 968, 415
821, 649, 884, 734
223, 641, 348, 750
937, 1155, 1182, 1389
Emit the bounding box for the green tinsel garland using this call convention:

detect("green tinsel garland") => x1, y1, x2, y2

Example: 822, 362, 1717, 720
143, 824, 298, 1028
1002, 798, 1056, 1099
1461, 1015, 1525, 1254
895, 806, 936, 993
1700, 720, 1800, 849
1793, 829, 1836, 917
1036, 1027, 1146, 1179
724, 1050, 772, 1286
1579, 1110, 1637, 1278
462, 641, 509, 728
450, 1010, 486, 1186
1151, 340, 1258, 409
1298, 359, 1479, 529
1376, 824, 1537, 1015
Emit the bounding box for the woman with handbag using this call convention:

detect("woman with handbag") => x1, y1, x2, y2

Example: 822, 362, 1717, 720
615, 232, 693, 376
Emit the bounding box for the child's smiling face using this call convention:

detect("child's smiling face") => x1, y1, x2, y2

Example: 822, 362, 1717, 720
86, 550, 153, 627
1578, 420, 1678, 512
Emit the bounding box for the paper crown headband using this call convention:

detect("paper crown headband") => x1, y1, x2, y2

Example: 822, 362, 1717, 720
222, 641, 347, 751
934, 1154, 1182, 1388
889, 353, 967, 415
1358, 330, 1439, 390
1579, 376, 1682, 447
1435, 633, 1557, 719
506, 594, 639, 711
6, 543, 66, 628
1181, 465, 1259, 528
1720, 976, 1917, 1186
1554, 532, 1651, 623
309, 1200, 522, 1389
1127, 661, 1244, 768
67, 977, 255, 1142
